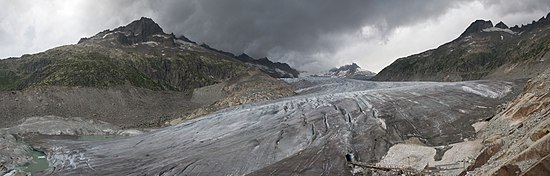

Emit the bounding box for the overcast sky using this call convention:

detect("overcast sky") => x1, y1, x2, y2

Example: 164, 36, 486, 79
1, 0, 549, 72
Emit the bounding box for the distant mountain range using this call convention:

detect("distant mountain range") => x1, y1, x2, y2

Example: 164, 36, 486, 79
315, 63, 376, 80
199, 44, 299, 78
373, 13, 550, 81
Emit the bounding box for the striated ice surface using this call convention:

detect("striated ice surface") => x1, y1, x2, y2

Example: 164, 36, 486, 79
43, 78, 515, 176
461, 82, 512, 98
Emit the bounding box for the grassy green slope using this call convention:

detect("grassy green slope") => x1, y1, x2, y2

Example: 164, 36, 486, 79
0, 44, 248, 91
372, 17, 550, 81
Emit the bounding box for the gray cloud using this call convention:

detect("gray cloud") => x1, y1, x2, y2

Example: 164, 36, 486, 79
148, 0, 474, 70
482, 0, 550, 15
1, 0, 549, 71
478, 0, 550, 27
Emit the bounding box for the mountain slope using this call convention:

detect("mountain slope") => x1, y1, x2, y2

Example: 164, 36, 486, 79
462, 68, 550, 175
235, 53, 300, 78
0, 17, 295, 129
0, 17, 250, 92
373, 13, 550, 81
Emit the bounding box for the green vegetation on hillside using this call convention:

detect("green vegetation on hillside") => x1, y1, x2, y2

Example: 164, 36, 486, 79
0, 44, 248, 91
373, 18, 550, 81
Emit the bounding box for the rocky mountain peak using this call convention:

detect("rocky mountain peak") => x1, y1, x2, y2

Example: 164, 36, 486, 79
329, 63, 361, 74
236, 53, 254, 61
538, 15, 549, 25
177, 35, 196, 44
321, 63, 376, 80
233, 53, 299, 78
78, 17, 168, 45
509, 14, 550, 33
114, 17, 164, 37
460, 20, 493, 37
495, 21, 509, 29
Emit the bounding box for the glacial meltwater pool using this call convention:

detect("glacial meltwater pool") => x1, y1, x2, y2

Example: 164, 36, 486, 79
16, 134, 130, 175
18, 150, 49, 175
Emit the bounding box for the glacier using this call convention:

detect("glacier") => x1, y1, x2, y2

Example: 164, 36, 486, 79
35, 78, 515, 175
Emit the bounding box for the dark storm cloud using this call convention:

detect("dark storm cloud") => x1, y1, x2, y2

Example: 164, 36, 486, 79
145, 0, 473, 68
482, 0, 550, 15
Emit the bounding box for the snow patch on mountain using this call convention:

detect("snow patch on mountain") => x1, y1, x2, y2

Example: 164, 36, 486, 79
482, 27, 517, 35
140, 41, 159, 47
316, 63, 376, 80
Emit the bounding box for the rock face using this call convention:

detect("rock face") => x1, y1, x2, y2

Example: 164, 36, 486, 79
460, 20, 494, 37
235, 53, 300, 78
77, 17, 164, 46
373, 13, 550, 81
115, 17, 164, 39
465, 68, 550, 175
495, 21, 509, 29
79, 17, 164, 46
40, 78, 516, 175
